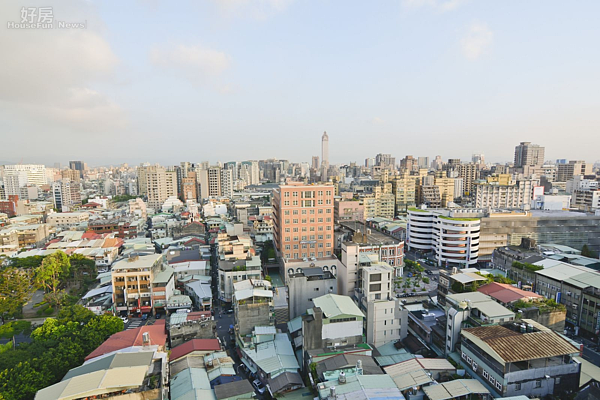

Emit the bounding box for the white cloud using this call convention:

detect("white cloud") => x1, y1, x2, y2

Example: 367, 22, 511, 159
461, 22, 493, 60
0, 1, 124, 132
402, 0, 468, 12
150, 44, 232, 89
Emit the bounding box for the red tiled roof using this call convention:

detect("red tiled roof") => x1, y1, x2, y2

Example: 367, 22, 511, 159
82, 230, 102, 240
102, 237, 124, 248
170, 339, 221, 362
85, 320, 166, 361
477, 282, 543, 304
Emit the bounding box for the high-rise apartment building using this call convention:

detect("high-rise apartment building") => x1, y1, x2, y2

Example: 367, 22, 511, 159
472, 153, 485, 165
514, 142, 545, 168
434, 175, 455, 207
363, 183, 396, 219
473, 177, 537, 209
400, 155, 416, 172
3, 164, 47, 196
376, 154, 396, 169
198, 166, 234, 199
417, 156, 429, 169
220, 168, 233, 198
52, 180, 82, 212
556, 160, 593, 182
137, 165, 177, 210
312, 156, 320, 170
457, 163, 478, 196
181, 172, 197, 202
68, 161, 86, 178
273, 182, 334, 261
392, 173, 417, 212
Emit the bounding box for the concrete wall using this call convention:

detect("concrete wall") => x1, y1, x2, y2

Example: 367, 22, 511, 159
521, 308, 566, 332
288, 275, 337, 319
322, 320, 363, 341
237, 303, 271, 336
302, 308, 324, 351
169, 321, 216, 347
504, 361, 580, 398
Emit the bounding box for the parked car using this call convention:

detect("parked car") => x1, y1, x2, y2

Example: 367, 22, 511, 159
121, 316, 129, 324
226, 309, 234, 314
252, 379, 266, 394
141, 314, 148, 321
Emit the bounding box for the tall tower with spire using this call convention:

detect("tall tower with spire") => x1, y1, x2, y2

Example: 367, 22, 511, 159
321, 131, 329, 168
321, 131, 329, 182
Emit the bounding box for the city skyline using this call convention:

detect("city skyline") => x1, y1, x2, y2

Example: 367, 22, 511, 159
1, 1, 599, 165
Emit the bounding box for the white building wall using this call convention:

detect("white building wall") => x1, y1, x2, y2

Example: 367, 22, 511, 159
322, 320, 362, 341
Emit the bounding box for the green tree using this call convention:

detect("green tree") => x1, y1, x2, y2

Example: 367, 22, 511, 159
0, 268, 32, 320
57, 304, 95, 325
582, 244, 598, 259
264, 275, 272, 283
34, 251, 71, 307
10, 256, 44, 270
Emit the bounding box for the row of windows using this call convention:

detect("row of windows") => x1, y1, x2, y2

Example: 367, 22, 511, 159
283, 200, 332, 206
284, 233, 332, 239
284, 251, 332, 258
284, 243, 331, 249
330, 317, 356, 323
283, 191, 333, 197
285, 218, 332, 224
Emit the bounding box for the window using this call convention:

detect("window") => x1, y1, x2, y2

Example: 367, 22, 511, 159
496, 381, 502, 390
556, 377, 561, 384
535, 380, 541, 388
314, 288, 319, 291
515, 383, 521, 391
483, 370, 489, 379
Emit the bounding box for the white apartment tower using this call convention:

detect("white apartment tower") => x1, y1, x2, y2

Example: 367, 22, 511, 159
3, 164, 47, 196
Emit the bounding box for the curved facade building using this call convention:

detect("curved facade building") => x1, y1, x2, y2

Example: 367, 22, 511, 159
407, 208, 435, 251
435, 216, 480, 266
407, 208, 480, 267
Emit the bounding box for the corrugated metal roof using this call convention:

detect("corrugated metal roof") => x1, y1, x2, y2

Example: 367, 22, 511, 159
255, 326, 277, 335
36, 366, 148, 400
170, 367, 214, 400
63, 351, 153, 380
287, 316, 302, 333
463, 324, 579, 363
312, 294, 364, 319
423, 379, 489, 400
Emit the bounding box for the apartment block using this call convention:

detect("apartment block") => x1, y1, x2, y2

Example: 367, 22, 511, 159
47, 212, 89, 229
556, 160, 593, 182
473, 178, 537, 209
354, 256, 408, 348
391, 173, 417, 213
273, 182, 334, 261
137, 165, 177, 210
112, 254, 173, 316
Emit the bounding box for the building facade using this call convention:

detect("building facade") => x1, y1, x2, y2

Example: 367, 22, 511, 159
273, 182, 335, 261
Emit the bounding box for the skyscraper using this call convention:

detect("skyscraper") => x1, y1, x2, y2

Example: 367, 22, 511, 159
69, 161, 85, 178
514, 142, 545, 168
321, 131, 329, 169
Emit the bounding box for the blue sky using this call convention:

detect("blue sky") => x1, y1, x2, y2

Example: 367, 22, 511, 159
1, 0, 599, 166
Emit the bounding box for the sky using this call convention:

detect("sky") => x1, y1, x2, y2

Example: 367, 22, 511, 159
1, 0, 599, 167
